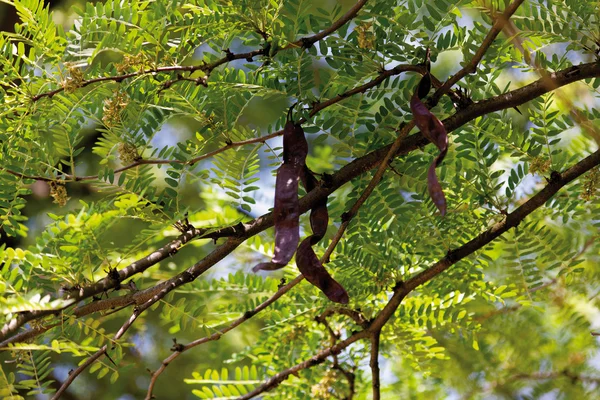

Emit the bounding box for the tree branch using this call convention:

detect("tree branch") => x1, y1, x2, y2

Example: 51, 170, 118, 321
50, 344, 108, 400
43, 144, 600, 398
403, 149, 600, 293
286, 0, 369, 49
144, 179, 375, 398
239, 330, 369, 400
370, 330, 381, 400
143, 274, 304, 400
317, 307, 370, 330
321, 0, 524, 264
6, 64, 425, 184
315, 312, 357, 399
432, 0, 525, 102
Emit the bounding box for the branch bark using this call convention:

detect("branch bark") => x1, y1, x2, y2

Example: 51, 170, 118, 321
370, 330, 381, 400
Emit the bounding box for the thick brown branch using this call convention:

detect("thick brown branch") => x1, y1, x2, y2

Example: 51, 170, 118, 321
403, 149, 600, 293
323, 2, 525, 263
145, 192, 374, 398
52, 234, 240, 398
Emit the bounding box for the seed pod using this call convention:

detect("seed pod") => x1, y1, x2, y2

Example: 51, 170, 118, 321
296, 166, 349, 304
410, 73, 448, 216
295, 237, 349, 304
253, 117, 308, 272
253, 163, 300, 271
283, 120, 308, 167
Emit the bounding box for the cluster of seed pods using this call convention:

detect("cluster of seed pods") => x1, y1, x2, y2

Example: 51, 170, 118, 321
253, 110, 349, 303
254, 63, 447, 302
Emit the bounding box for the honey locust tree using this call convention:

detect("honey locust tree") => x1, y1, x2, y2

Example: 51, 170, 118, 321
1, 0, 600, 398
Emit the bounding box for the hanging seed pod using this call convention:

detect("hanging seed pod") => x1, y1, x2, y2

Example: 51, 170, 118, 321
296, 237, 349, 304
253, 163, 300, 271
295, 166, 349, 304
253, 114, 308, 272
410, 73, 448, 216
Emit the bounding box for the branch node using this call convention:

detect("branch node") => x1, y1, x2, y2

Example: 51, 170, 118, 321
301, 37, 314, 49
223, 48, 235, 61
170, 338, 185, 352
341, 211, 353, 223
277, 278, 286, 289
320, 173, 334, 188
445, 249, 457, 263
234, 222, 246, 236
105, 267, 121, 290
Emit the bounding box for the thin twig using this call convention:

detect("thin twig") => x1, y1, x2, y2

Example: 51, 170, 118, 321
144, 274, 303, 399
286, 0, 370, 49
238, 330, 369, 400
318, 307, 369, 329
432, 0, 525, 103
51, 345, 107, 400
316, 313, 356, 399
31, 0, 370, 102
6, 63, 424, 184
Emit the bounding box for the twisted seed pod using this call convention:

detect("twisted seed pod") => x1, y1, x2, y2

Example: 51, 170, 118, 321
296, 237, 349, 304
410, 74, 448, 216
296, 167, 349, 304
